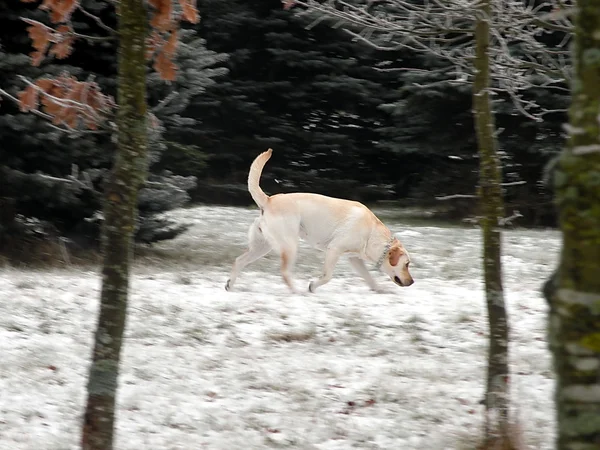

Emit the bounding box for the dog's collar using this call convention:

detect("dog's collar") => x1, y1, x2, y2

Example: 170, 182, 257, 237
374, 236, 395, 271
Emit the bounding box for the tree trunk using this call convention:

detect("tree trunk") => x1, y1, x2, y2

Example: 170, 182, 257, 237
545, 1, 600, 449
473, 0, 510, 444
81, 0, 148, 448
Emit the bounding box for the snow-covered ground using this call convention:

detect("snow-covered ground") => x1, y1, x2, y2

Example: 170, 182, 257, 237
0, 206, 560, 449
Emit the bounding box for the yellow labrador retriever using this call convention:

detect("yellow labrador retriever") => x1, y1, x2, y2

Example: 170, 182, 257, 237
225, 149, 414, 293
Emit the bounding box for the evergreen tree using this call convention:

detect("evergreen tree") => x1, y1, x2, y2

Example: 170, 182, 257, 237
0, 1, 227, 251
378, 51, 568, 225
0, 0, 109, 247
190, 0, 400, 203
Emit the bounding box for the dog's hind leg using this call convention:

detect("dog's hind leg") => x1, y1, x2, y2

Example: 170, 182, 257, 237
348, 256, 380, 292
279, 243, 298, 293
226, 220, 271, 291
309, 248, 342, 293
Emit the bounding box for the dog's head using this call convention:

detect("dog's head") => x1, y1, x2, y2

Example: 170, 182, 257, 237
381, 241, 414, 287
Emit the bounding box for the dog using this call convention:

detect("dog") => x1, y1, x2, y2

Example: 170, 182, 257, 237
225, 149, 414, 293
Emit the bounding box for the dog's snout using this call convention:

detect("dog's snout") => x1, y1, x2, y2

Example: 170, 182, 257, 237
394, 276, 414, 287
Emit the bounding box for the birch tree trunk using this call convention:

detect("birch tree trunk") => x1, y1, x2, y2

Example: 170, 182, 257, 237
473, 0, 510, 444
545, 1, 600, 448
81, 0, 148, 448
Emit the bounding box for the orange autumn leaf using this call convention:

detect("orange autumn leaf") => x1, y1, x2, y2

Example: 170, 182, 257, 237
149, 0, 173, 32
179, 0, 200, 24
24, 20, 51, 48
23, 20, 51, 65
154, 52, 177, 81
163, 30, 178, 57
18, 74, 115, 130
146, 31, 163, 60
38, 0, 78, 23
49, 25, 75, 59
18, 85, 39, 112
36, 78, 55, 91
30, 50, 46, 66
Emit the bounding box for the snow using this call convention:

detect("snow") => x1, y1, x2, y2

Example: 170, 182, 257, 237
0, 206, 560, 449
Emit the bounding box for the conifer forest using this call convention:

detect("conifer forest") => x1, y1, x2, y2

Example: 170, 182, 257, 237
1, 1, 599, 450
1, 0, 570, 246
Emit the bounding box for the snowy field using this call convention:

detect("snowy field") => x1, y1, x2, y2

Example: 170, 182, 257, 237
0, 205, 560, 449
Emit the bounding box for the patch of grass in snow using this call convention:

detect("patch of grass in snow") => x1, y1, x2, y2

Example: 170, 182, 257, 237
4, 322, 25, 332
456, 313, 476, 324
13, 279, 37, 289
175, 274, 193, 285
183, 327, 208, 343
405, 314, 427, 345
340, 312, 369, 341
264, 326, 316, 343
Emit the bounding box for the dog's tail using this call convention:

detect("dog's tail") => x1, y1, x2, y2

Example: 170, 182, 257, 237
248, 148, 272, 208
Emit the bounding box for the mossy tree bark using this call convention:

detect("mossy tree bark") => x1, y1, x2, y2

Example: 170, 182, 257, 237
473, 0, 510, 443
81, 0, 148, 448
545, 1, 600, 449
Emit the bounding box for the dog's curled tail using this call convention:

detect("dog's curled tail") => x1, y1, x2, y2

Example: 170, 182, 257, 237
248, 148, 273, 208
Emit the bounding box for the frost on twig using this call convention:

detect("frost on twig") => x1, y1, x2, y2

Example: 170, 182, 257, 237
287, 0, 574, 121
435, 193, 477, 200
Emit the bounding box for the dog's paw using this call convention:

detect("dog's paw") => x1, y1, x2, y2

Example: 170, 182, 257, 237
225, 279, 232, 291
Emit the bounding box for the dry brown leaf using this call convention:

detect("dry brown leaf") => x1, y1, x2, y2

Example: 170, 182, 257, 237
39, 0, 78, 23
150, 0, 173, 32
23, 20, 52, 64
49, 26, 75, 59
146, 31, 163, 60
18, 85, 39, 112
163, 30, 178, 57
179, 0, 200, 24
154, 52, 177, 81
30, 50, 46, 66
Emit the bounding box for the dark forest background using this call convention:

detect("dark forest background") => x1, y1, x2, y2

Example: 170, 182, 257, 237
0, 0, 566, 252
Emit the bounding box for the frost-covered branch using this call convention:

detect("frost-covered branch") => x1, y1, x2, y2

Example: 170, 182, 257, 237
288, 0, 574, 120
77, 5, 117, 35
435, 193, 477, 200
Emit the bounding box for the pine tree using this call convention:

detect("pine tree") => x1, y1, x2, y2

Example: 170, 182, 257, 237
0, 1, 226, 252
190, 0, 399, 203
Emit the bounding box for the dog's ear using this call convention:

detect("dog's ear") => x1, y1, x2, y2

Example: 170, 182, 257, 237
389, 246, 403, 267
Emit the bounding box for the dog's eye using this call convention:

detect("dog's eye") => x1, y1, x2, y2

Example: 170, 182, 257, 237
406, 262, 410, 267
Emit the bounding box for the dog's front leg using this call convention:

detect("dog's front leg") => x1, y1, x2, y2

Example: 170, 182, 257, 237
348, 256, 380, 292
309, 248, 342, 293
